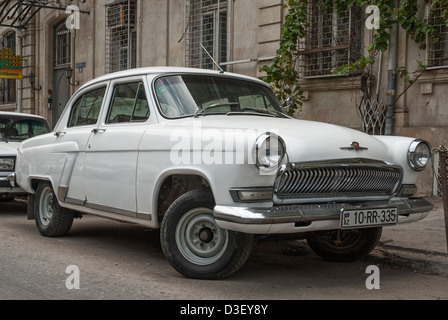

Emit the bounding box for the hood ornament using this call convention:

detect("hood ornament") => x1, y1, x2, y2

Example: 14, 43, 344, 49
340, 141, 368, 151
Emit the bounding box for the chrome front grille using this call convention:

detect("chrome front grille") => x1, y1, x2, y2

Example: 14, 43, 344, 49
274, 159, 402, 203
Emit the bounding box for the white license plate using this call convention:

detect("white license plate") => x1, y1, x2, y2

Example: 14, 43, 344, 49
340, 207, 398, 229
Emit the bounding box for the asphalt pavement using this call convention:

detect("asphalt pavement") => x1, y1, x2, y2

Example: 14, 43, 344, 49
374, 197, 448, 277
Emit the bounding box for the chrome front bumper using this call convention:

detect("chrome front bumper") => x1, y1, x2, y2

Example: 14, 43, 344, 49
0, 173, 26, 195
213, 197, 434, 234
5, 173, 15, 187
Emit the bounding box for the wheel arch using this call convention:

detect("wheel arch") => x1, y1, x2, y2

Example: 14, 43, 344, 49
28, 177, 54, 195
153, 170, 213, 226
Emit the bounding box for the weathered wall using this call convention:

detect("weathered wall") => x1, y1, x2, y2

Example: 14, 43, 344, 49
0, 0, 445, 195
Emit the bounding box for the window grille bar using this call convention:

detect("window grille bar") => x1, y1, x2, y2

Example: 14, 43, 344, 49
0, 31, 16, 104
427, 5, 448, 68
185, 0, 227, 70
105, 0, 137, 74
297, 2, 363, 78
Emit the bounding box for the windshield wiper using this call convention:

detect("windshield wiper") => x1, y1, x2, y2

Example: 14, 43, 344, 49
194, 102, 239, 118
227, 107, 288, 118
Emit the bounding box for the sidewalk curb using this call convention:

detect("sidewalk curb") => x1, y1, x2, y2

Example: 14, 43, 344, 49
369, 243, 448, 277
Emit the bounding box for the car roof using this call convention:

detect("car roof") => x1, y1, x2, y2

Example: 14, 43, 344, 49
0, 111, 49, 122
78, 66, 268, 91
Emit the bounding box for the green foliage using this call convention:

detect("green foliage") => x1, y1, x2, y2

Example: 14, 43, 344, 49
260, 0, 448, 115
259, 0, 308, 115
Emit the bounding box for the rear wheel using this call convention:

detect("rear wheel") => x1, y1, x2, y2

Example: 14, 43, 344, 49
306, 227, 382, 262
160, 189, 254, 279
35, 181, 74, 237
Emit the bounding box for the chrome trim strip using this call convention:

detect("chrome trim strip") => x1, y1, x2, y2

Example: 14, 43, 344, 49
64, 198, 151, 220
339, 141, 368, 151
86, 202, 136, 217
65, 197, 85, 206
229, 187, 274, 203
137, 212, 152, 221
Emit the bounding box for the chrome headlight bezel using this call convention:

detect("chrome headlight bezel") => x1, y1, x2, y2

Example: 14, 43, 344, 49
407, 139, 432, 172
255, 132, 286, 171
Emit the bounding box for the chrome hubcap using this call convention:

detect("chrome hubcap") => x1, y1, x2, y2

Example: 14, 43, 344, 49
175, 207, 228, 265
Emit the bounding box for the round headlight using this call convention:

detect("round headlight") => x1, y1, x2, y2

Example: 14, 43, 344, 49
408, 139, 431, 171
255, 133, 286, 171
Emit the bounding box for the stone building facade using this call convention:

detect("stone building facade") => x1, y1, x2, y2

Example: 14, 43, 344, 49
0, 0, 446, 195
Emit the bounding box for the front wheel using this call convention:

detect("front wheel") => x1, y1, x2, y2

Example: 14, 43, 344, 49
306, 227, 382, 262
35, 181, 74, 237
160, 189, 254, 280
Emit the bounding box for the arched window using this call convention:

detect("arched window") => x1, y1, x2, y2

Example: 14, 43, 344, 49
0, 31, 16, 105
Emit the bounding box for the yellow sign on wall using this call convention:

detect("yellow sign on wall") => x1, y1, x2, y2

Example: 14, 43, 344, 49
0, 48, 22, 80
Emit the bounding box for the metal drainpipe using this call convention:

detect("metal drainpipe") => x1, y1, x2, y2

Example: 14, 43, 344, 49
17, 30, 22, 113
385, 0, 399, 135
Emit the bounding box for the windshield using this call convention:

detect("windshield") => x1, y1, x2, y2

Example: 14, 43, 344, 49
154, 74, 287, 118
0, 116, 51, 142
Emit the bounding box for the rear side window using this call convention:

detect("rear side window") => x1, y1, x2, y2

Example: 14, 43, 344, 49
106, 82, 150, 124
68, 87, 107, 128
0, 117, 50, 141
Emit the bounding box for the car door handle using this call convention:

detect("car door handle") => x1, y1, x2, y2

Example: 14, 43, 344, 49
92, 128, 106, 134
54, 131, 66, 137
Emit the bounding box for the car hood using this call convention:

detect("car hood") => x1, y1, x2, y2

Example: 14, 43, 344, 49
163, 115, 396, 164
0, 141, 21, 156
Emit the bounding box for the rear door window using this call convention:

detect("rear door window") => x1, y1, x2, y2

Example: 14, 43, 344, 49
106, 81, 150, 124
68, 87, 107, 128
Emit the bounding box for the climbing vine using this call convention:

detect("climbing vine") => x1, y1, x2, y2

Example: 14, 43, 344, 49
260, 0, 448, 116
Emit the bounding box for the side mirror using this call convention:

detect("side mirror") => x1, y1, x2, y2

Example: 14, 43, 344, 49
284, 96, 295, 111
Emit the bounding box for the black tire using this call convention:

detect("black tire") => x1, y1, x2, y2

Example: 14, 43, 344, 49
34, 181, 74, 237
306, 227, 382, 262
160, 189, 254, 280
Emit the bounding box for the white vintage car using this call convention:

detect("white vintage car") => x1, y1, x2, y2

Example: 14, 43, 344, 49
13, 67, 433, 279
0, 111, 50, 200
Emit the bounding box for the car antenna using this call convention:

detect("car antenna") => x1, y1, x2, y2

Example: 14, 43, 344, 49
200, 43, 224, 74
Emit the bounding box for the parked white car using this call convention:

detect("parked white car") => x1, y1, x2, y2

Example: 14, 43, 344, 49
13, 67, 433, 279
0, 112, 50, 200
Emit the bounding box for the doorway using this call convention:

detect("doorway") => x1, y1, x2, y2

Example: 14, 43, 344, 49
52, 20, 71, 127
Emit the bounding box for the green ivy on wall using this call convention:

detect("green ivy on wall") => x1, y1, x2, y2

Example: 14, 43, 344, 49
260, 0, 448, 116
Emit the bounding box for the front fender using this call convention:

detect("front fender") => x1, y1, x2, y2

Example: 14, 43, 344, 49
374, 136, 421, 184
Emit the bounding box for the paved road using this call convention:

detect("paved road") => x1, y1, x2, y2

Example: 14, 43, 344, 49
1, 199, 448, 302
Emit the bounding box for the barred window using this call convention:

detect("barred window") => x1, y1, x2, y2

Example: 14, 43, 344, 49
298, 2, 363, 78
185, 0, 228, 70
54, 21, 71, 67
0, 31, 16, 104
427, 4, 448, 68
105, 0, 137, 74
